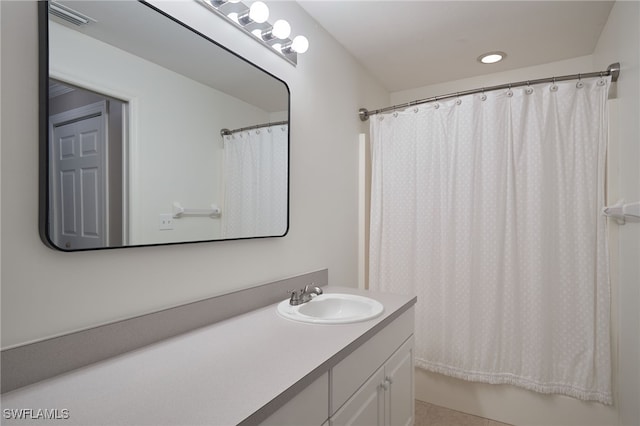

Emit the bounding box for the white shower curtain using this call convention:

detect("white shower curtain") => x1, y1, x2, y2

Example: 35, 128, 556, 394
222, 124, 288, 238
369, 77, 612, 403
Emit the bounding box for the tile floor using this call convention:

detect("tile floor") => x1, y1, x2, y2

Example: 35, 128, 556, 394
415, 400, 513, 426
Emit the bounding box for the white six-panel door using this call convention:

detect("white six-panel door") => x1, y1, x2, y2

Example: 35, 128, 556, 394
50, 102, 107, 249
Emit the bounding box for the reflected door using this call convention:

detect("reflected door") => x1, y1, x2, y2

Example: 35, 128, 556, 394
51, 113, 106, 249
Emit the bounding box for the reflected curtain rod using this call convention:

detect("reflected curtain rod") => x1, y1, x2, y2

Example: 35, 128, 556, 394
220, 120, 288, 137
359, 62, 620, 122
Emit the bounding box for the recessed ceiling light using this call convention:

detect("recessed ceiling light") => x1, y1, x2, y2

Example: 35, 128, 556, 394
478, 51, 506, 64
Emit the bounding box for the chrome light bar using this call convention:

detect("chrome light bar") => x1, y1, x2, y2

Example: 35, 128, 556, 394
196, 0, 309, 67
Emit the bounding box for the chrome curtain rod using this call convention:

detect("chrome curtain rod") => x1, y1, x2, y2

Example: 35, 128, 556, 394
359, 62, 620, 122
220, 120, 288, 137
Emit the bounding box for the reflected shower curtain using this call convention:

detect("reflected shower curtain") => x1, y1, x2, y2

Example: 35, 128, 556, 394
222, 124, 288, 238
369, 77, 612, 403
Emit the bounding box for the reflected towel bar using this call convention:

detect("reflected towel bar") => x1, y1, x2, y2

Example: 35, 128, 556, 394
172, 202, 221, 218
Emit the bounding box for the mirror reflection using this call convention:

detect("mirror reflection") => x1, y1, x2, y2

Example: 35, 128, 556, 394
43, 1, 289, 251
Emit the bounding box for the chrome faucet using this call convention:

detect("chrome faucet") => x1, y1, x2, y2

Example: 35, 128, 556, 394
289, 284, 323, 306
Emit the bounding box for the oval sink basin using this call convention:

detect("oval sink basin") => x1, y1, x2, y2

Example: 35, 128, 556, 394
277, 293, 384, 324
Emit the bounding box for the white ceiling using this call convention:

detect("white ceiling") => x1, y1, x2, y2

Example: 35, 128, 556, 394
297, 1, 615, 92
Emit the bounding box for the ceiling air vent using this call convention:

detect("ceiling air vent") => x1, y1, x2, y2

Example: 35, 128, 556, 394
48, 1, 96, 26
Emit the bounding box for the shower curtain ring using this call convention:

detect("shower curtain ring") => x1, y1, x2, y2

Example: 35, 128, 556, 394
525, 81, 534, 95
598, 71, 607, 86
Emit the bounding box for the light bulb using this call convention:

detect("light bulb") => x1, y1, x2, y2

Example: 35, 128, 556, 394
291, 35, 309, 54
251, 29, 263, 38
478, 51, 506, 64
228, 0, 241, 3
249, 1, 269, 23
272, 43, 282, 52
272, 19, 291, 39
480, 54, 502, 64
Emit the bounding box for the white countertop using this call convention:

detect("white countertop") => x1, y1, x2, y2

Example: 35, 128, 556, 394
1, 287, 415, 426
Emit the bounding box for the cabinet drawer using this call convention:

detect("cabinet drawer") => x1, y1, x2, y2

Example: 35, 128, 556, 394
330, 307, 414, 414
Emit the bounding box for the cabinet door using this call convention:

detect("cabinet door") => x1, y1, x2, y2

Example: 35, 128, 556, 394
384, 337, 414, 426
331, 368, 385, 426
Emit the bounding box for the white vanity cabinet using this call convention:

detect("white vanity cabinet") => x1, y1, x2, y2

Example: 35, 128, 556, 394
330, 308, 415, 426
258, 307, 415, 426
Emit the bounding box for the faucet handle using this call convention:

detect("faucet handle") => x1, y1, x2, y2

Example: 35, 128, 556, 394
288, 288, 304, 305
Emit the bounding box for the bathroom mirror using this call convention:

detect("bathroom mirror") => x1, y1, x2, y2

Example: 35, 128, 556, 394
39, 1, 290, 251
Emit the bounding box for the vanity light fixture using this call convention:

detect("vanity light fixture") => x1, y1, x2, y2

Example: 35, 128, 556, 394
198, 0, 309, 66
478, 51, 506, 64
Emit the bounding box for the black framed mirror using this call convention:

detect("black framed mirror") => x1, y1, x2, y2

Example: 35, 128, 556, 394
39, 1, 290, 251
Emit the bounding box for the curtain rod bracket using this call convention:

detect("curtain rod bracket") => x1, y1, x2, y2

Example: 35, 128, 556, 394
608, 62, 620, 82
359, 108, 370, 122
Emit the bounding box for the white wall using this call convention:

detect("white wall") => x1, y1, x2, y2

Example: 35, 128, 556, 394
0, 1, 388, 348
593, 3, 640, 426
50, 21, 273, 245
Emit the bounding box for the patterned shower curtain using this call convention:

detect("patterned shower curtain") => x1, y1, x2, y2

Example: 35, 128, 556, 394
222, 124, 288, 238
369, 77, 612, 403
